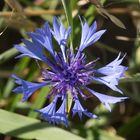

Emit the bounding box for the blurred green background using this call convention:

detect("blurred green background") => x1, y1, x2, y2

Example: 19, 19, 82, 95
0, 0, 140, 140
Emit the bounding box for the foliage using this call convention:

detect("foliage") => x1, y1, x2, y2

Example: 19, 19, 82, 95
0, 0, 140, 139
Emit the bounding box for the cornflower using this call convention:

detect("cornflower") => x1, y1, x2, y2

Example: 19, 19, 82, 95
12, 17, 128, 127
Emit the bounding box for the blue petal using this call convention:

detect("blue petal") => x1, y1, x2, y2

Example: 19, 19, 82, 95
51, 17, 71, 60
72, 97, 97, 119
51, 96, 68, 127
15, 37, 49, 62
12, 75, 47, 102
36, 95, 58, 122
86, 87, 128, 112
78, 17, 106, 52
52, 17, 71, 46
96, 53, 127, 75
93, 72, 123, 93
28, 22, 54, 56
15, 40, 58, 70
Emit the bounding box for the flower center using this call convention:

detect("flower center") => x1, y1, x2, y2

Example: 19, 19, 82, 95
62, 69, 77, 85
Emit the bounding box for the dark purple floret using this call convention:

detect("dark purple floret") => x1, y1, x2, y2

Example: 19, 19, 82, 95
12, 16, 128, 127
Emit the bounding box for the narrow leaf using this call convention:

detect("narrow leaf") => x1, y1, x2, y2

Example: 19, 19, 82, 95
96, 7, 126, 29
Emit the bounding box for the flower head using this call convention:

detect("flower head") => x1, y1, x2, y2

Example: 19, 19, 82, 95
13, 17, 128, 127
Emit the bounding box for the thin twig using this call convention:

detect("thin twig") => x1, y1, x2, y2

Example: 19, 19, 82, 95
0, 9, 64, 17
107, 8, 131, 14
5, 0, 23, 12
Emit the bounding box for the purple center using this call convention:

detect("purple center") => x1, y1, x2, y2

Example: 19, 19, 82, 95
42, 54, 94, 95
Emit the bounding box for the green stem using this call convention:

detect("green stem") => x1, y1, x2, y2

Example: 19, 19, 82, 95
61, 0, 73, 52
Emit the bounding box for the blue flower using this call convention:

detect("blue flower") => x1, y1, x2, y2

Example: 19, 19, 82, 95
12, 16, 128, 127
12, 75, 47, 102
86, 87, 128, 112
51, 17, 71, 60
36, 95, 59, 123
51, 95, 68, 127
72, 96, 97, 120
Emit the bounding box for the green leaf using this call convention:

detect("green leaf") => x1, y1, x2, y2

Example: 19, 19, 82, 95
0, 48, 18, 64
108, 14, 126, 29
0, 109, 85, 140
97, 7, 126, 29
